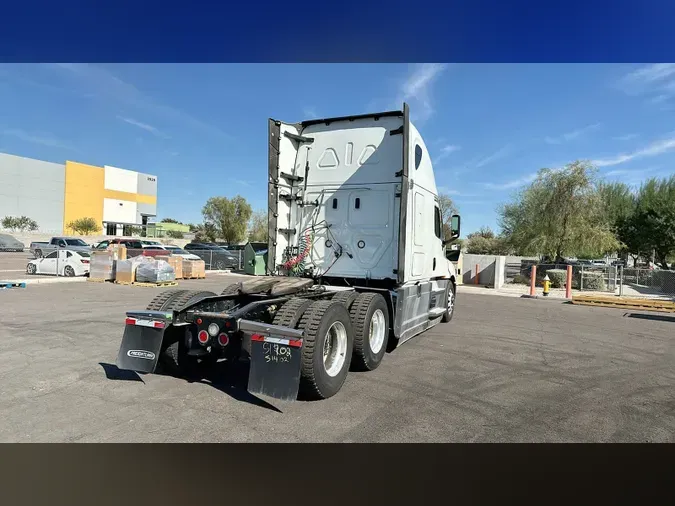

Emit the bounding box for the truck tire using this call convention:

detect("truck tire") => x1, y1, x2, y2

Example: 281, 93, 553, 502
34, 249, 43, 258
441, 282, 456, 323
349, 292, 389, 371
296, 300, 354, 400
331, 290, 358, 310
158, 290, 218, 376
273, 297, 313, 328
221, 283, 240, 296
146, 289, 188, 311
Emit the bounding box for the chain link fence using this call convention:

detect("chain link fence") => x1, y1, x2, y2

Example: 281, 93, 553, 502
619, 267, 675, 298
508, 261, 619, 293
507, 259, 675, 298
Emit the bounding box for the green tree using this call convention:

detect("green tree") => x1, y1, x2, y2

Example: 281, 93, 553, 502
629, 175, 675, 269
202, 195, 253, 244
438, 192, 459, 241
67, 217, 99, 235
1, 216, 39, 232
465, 227, 511, 255
192, 223, 218, 243
248, 210, 268, 242
167, 230, 185, 239
499, 161, 620, 261
161, 218, 180, 224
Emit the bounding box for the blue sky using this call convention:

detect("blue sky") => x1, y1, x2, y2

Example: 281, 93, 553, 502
1, 63, 674, 236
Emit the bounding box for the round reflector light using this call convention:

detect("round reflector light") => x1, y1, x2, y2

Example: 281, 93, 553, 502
217, 333, 229, 346
197, 330, 209, 344
208, 323, 220, 336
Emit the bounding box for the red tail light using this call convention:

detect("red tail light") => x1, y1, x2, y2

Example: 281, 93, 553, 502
81, 259, 90, 264
217, 333, 229, 346
197, 330, 209, 344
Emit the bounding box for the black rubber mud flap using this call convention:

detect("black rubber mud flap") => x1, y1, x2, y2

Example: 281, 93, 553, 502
247, 334, 304, 401
115, 311, 172, 374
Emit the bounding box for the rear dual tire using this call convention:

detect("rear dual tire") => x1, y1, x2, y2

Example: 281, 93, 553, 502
349, 293, 389, 372
296, 300, 354, 400
146, 289, 218, 377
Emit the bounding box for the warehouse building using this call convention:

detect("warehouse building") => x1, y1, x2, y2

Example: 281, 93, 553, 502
0, 152, 157, 236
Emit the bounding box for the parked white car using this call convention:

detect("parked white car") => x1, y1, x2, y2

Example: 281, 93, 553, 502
163, 245, 202, 261
26, 249, 91, 277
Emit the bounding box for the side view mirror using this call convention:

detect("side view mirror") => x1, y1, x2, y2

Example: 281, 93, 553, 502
443, 214, 461, 245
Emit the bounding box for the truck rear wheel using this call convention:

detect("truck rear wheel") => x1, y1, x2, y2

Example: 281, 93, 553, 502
158, 290, 218, 376
221, 283, 240, 296
331, 290, 358, 310
349, 292, 389, 371
273, 297, 313, 329
146, 289, 188, 311
297, 300, 354, 400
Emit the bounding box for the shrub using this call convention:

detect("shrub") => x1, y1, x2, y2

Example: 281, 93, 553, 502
577, 271, 606, 291
68, 217, 99, 235
512, 274, 530, 285
1, 215, 38, 231
167, 230, 184, 239
546, 269, 567, 288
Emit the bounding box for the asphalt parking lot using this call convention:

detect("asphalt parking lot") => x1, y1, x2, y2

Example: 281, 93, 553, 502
0, 275, 673, 442
0, 251, 32, 277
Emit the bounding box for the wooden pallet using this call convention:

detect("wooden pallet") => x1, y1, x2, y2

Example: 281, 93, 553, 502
0, 281, 26, 289
128, 280, 178, 287
572, 295, 675, 313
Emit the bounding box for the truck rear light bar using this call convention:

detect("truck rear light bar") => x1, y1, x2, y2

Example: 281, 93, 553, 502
125, 317, 166, 329
251, 334, 303, 348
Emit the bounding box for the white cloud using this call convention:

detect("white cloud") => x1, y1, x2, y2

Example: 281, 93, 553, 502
544, 123, 601, 145
482, 171, 538, 190
617, 64, 675, 106
396, 63, 448, 122
622, 63, 675, 85
230, 179, 252, 187
604, 166, 659, 177
47, 63, 233, 140
613, 133, 639, 141
475, 144, 512, 168
433, 144, 461, 164
302, 107, 318, 119
116, 116, 169, 138
591, 135, 675, 167
1, 128, 77, 151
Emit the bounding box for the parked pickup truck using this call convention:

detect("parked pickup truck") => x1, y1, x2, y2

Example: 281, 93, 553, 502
31, 237, 92, 258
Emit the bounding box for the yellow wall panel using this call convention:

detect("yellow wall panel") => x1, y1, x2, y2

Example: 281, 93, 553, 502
63, 161, 105, 233
103, 189, 157, 205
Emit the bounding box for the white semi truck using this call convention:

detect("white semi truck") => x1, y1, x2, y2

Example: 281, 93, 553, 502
115, 103, 461, 401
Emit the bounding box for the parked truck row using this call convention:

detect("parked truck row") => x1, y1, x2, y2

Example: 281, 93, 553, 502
116, 103, 461, 402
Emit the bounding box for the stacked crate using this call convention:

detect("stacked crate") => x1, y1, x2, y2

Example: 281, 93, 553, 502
90, 251, 116, 281
183, 259, 206, 279
156, 255, 183, 279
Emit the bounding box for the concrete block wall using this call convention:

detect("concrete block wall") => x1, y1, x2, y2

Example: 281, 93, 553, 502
461, 253, 507, 289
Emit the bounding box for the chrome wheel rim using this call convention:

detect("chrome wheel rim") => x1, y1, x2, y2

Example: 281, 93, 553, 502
369, 309, 386, 354
323, 321, 348, 377
447, 287, 454, 315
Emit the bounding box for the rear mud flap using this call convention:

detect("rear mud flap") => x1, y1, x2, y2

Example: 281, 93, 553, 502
115, 312, 172, 374
247, 334, 303, 402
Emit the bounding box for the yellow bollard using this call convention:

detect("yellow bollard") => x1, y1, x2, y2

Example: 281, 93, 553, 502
543, 274, 551, 297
